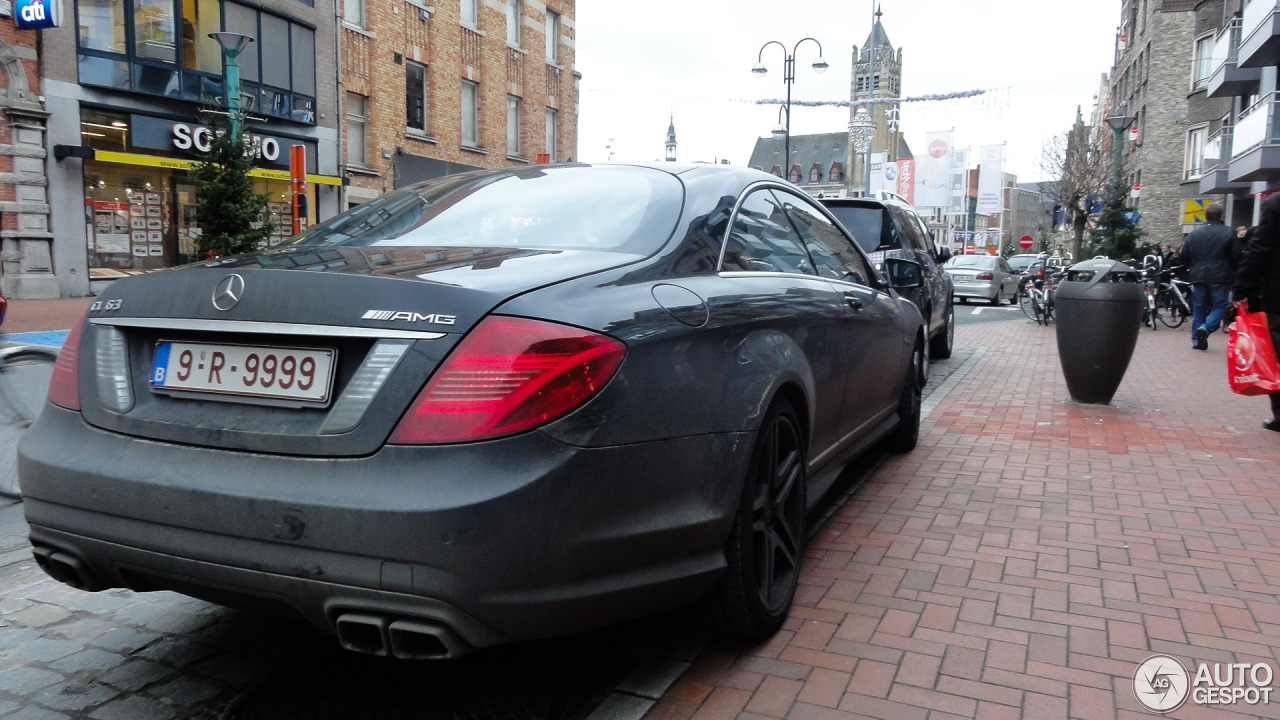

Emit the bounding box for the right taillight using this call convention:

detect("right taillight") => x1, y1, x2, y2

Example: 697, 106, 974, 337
389, 315, 625, 444
47, 312, 87, 411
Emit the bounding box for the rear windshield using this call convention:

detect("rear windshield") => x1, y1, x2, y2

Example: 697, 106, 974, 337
824, 205, 888, 253
946, 255, 997, 270
288, 166, 684, 255
1007, 255, 1038, 273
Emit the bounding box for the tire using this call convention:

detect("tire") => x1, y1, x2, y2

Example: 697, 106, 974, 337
887, 338, 923, 453
701, 397, 807, 639
1157, 293, 1187, 329
1018, 290, 1039, 322
930, 302, 954, 360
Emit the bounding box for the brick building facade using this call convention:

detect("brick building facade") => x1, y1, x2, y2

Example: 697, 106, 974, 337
0, 13, 55, 298
1109, 0, 1196, 248
341, 0, 578, 206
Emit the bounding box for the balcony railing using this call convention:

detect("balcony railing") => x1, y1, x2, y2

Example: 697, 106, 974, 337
1213, 18, 1244, 75
1243, 0, 1277, 47
1235, 92, 1279, 153
1207, 125, 1233, 170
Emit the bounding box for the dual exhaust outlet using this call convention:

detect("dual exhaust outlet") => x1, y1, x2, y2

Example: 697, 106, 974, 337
335, 612, 470, 660
31, 545, 105, 592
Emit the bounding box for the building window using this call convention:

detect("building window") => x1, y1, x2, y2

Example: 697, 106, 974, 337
406, 61, 427, 132
347, 93, 368, 166
829, 164, 842, 183
545, 107, 558, 161
1185, 125, 1207, 179
462, 80, 479, 147
1192, 34, 1214, 90
788, 166, 801, 184
506, 0, 522, 47
545, 10, 559, 63
507, 95, 522, 156
344, 0, 365, 27
461, 0, 477, 27
76, 0, 317, 124
809, 166, 821, 184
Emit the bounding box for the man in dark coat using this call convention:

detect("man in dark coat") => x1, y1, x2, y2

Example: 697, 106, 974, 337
1235, 192, 1280, 432
1183, 202, 1236, 350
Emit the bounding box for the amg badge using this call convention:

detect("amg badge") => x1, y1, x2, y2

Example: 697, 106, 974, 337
362, 310, 457, 325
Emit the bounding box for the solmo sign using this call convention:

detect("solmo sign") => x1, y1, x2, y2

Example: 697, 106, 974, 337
171, 123, 281, 163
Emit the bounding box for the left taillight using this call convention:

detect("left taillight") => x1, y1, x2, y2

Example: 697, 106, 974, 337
47, 312, 87, 411
389, 316, 625, 444
976, 272, 994, 281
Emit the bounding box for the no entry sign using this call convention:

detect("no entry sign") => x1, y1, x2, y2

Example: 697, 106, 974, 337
1019, 235, 1034, 249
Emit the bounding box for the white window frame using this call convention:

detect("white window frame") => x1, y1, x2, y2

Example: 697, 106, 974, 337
343, 0, 365, 27
1192, 33, 1214, 90
1185, 124, 1207, 179
506, 0, 522, 47
406, 61, 427, 133
346, 92, 368, 166
461, 0, 478, 28
507, 95, 522, 156
545, 106, 558, 162
462, 80, 479, 147
545, 10, 559, 63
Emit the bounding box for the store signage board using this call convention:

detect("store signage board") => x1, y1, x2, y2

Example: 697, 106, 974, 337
13, 0, 60, 28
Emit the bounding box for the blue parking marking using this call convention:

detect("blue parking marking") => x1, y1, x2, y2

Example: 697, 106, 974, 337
4, 330, 69, 348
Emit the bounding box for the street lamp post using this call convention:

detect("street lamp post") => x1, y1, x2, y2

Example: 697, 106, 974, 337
209, 32, 255, 142
1103, 110, 1136, 192
848, 107, 875, 198
753, 38, 828, 180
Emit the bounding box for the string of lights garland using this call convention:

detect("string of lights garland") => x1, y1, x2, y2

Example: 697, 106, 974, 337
756, 89, 987, 107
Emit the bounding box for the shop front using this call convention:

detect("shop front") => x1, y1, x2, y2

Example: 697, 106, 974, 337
60, 107, 342, 277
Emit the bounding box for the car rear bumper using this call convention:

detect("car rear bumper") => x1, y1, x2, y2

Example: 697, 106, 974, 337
951, 282, 998, 300
19, 405, 750, 655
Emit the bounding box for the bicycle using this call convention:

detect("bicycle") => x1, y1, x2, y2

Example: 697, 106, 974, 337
1140, 256, 1161, 330
1018, 263, 1066, 326
1153, 268, 1193, 329
0, 301, 60, 497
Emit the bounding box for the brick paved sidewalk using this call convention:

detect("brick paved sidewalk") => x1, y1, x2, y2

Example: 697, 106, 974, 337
649, 319, 1280, 720
2, 297, 95, 334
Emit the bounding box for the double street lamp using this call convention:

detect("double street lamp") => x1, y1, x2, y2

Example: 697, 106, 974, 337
753, 38, 828, 180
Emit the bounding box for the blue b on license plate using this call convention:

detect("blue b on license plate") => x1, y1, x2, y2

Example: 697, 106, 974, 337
151, 341, 336, 403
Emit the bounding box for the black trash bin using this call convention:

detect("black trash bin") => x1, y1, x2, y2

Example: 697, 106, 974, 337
1054, 258, 1143, 404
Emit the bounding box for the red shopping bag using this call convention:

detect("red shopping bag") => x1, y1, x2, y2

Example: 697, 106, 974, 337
1227, 304, 1280, 396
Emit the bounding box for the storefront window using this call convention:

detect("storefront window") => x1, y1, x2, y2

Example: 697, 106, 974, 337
80, 0, 127, 54
133, 0, 177, 63
181, 0, 223, 74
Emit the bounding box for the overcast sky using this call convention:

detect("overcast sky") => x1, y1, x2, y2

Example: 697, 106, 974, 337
574, 0, 1120, 182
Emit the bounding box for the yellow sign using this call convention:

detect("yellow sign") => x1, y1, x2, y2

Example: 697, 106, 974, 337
1183, 199, 1207, 224
93, 150, 344, 186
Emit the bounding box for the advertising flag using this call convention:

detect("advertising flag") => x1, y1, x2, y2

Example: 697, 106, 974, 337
948, 149, 969, 215
976, 144, 1004, 215
896, 158, 915, 204
869, 153, 886, 196
917, 131, 952, 209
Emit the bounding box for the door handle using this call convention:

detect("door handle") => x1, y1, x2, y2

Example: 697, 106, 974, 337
844, 293, 864, 311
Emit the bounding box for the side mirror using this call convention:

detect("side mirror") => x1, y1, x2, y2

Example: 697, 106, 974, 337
936, 246, 952, 263
885, 257, 923, 289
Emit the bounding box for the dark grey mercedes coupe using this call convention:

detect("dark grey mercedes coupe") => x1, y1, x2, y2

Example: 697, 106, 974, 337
20, 164, 926, 659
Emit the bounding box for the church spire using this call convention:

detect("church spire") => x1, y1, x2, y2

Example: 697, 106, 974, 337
665, 112, 677, 162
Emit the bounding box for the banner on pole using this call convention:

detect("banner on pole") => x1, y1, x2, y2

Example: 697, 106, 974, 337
947, 149, 969, 215
976, 144, 1004, 215
869, 153, 886, 196
916, 131, 952, 209
896, 158, 915, 204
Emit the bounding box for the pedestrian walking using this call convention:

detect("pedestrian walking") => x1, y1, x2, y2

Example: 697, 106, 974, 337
1234, 193, 1280, 432
1161, 243, 1176, 269
1182, 202, 1236, 350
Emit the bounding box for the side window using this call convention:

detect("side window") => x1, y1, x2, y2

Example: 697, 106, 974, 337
777, 191, 875, 286
888, 206, 927, 254
721, 190, 814, 275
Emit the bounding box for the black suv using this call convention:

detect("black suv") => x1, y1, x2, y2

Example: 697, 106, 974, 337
821, 196, 955, 359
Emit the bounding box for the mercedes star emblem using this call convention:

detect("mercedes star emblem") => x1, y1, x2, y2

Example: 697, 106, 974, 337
212, 273, 246, 311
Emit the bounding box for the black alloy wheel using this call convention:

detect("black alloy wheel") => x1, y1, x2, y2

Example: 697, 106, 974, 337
930, 302, 954, 360
703, 398, 807, 638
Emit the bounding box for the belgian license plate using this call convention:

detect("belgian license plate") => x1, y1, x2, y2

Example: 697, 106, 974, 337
151, 341, 336, 403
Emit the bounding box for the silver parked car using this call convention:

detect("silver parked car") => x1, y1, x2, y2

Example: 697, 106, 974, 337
944, 254, 1020, 305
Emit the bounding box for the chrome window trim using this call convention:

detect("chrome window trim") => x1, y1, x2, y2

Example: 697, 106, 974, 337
89, 317, 447, 340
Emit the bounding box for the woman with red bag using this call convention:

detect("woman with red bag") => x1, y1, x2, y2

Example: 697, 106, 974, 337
1235, 191, 1280, 432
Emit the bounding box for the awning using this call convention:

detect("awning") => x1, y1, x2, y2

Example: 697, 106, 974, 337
54, 146, 345, 186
